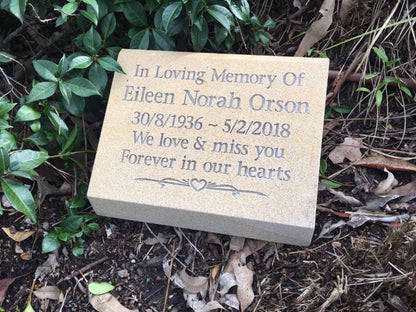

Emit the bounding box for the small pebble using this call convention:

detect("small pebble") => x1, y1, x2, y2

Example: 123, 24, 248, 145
2, 195, 11, 208
117, 269, 129, 278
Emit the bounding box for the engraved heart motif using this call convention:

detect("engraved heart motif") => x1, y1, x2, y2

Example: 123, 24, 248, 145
189, 178, 208, 192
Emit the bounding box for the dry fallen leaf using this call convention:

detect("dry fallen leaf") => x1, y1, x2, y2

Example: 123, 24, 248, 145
2, 227, 35, 242
339, 0, 353, 25
327, 188, 363, 206
35, 252, 59, 281
230, 253, 254, 312
373, 167, 398, 196
318, 220, 347, 239
177, 269, 209, 296
218, 272, 237, 295
295, 0, 335, 56
354, 155, 416, 172
0, 277, 17, 306
184, 292, 224, 312
90, 293, 138, 312
33, 285, 61, 300
328, 137, 363, 164
219, 294, 240, 310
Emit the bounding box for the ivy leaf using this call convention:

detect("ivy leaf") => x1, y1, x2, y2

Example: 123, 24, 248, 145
68, 55, 93, 71
33, 60, 58, 82
88, 282, 115, 295
26, 82, 57, 103
162, 2, 183, 35
130, 28, 150, 49
9, 0, 28, 23
65, 77, 101, 97
97, 56, 124, 73
100, 13, 116, 39
0, 178, 36, 222
122, 2, 147, 27
9, 150, 48, 171
42, 232, 61, 253
14, 105, 41, 122
0, 147, 10, 173
207, 5, 234, 34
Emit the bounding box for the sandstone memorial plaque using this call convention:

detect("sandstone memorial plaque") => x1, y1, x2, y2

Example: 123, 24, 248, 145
88, 49, 329, 246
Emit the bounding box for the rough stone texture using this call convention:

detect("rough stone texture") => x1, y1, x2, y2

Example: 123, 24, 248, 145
88, 49, 329, 246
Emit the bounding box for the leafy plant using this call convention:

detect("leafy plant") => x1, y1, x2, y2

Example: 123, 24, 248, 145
319, 159, 342, 188
0, 98, 48, 222
356, 46, 413, 107
42, 191, 100, 257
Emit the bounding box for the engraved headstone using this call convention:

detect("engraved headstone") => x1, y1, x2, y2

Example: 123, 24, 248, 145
88, 50, 329, 246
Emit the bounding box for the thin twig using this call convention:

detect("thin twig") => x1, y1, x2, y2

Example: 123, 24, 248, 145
145, 223, 188, 270
163, 242, 176, 312
58, 256, 109, 284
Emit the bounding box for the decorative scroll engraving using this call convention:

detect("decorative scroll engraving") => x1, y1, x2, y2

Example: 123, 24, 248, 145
136, 177, 267, 197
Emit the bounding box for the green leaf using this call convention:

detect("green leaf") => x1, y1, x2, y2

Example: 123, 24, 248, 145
122, 2, 147, 27
72, 245, 84, 257
61, 125, 78, 154
191, 20, 208, 52
130, 28, 150, 49
100, 13, 116, 39
0, 147, 10, 173
364, 72, 379, 80
62, 94, 85, 117
88, 63, 107, 92
46, 110, 68, 136
9, 170, 37, 180
386, 58, 400, 67
321, 179, 342, 189
29, 120, 41, 132
162, 2, 182, 34
26, 82, 57, 103
9, 0, 27, 23
0, 51, 15, 63
356, 87, 371, 93
80, 9, 98, 26
57, 54, 69, 78
68, 55, 93, 70
61, 215, 83, 233
83, 26, 102, 55
88, 282, 115, 295
23, 302, 35, 312
33, 60, 58, 82
319, 158, 327, 176
9, 150, 48, 171
400, 86, 412, 98
0, 130, 17, 152
0, 100, 16, 116
372, 47, 388, 63
97, 56, 124, 73
59, 80, 72, 104
0, 178, 36, 222
65, 77, 101, 97
333, 105, 351, 114
263, 17, 276, 28
0, 119, 12, 130
82, 0, 99, 16
207, 5, 234, 34
42, 232, 61, 253
376, 89, 383, 107
14, 105, 41, 122
61, 2, 78, 15
226, 0, 250, 21
152, 29, 175, 51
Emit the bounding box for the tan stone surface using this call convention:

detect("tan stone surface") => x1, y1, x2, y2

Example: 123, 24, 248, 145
88, 49, 329, 246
